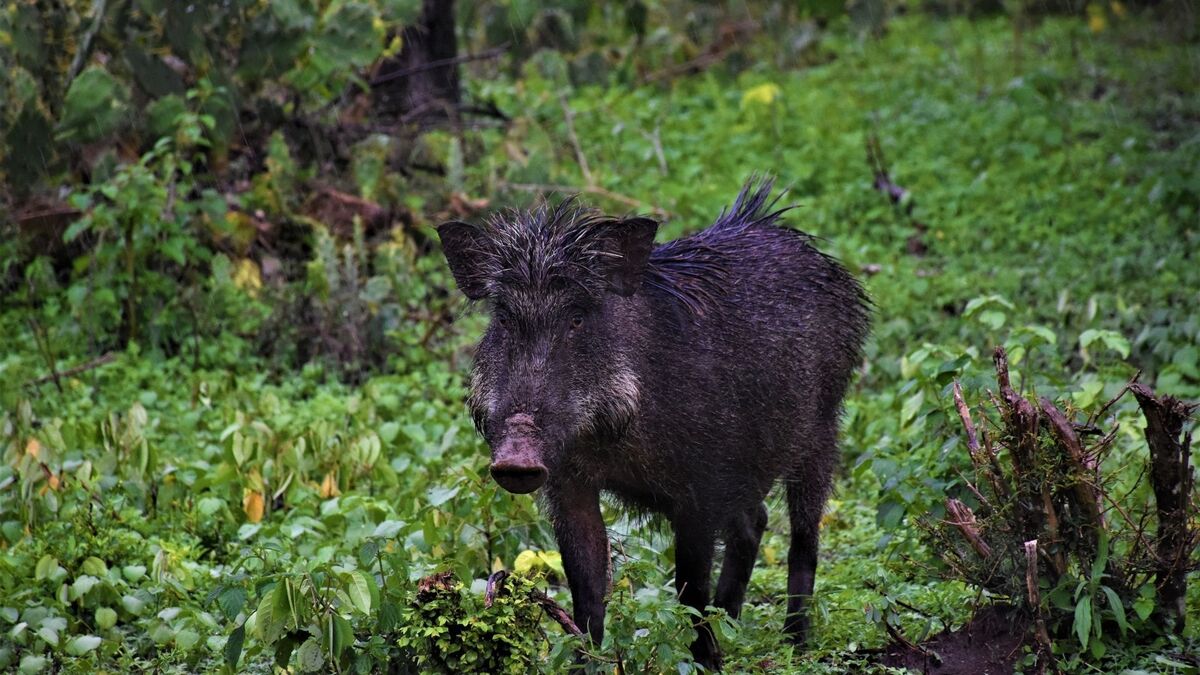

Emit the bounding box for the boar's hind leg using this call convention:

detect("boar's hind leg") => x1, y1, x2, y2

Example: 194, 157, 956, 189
549, 488, 610, 647
713, 502, 768, 618
673, 519, 721, 669
784, 468, 832, 645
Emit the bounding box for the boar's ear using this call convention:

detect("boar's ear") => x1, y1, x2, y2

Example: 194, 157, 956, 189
437, 220, 491, 300
597, 217, 658, 297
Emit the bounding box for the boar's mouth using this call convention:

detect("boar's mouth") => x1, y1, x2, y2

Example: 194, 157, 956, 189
489, 414, 549, 494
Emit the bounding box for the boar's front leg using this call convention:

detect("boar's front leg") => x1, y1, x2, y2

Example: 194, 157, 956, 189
673, 518, 721, 669
546, 486, 610, 646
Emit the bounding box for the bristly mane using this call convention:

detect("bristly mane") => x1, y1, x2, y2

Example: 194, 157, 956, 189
643, 176, 799, 315
475, 177, 802, 314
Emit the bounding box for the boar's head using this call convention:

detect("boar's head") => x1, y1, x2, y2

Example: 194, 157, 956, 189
437, 201, 657, 494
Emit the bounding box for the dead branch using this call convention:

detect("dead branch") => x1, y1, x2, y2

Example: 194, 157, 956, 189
640, 20, 759, 84
532, 589, 584, 637
1024, 540, 1053, 657
1039, 397, 1107, 536
27, 351, 117, 387
1130, 383, 1197, 634
558, 94, 593, 186
946, 498, 992, 559
496, 181, 675, 219
369, 46, 507, 88
953, 381, 980, 460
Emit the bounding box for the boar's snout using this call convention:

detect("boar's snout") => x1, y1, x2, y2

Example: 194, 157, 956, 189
489, 414, 548, 494
490, 439, 548, 493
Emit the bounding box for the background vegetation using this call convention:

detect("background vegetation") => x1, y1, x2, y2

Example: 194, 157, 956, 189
2, 0, 1198, 672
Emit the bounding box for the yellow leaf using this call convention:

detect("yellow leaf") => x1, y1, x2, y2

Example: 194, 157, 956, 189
25, 438, 41, 459
232, 258, 262, 296
319, 471, 340, 498
243, 490, 265, 523
47, 473, 61, 491
1087, 4, 1107, 32
1110, 0, 1126, 17
514, 550, 539, 575
492, 556, 506, 573
741, 83, 782, 109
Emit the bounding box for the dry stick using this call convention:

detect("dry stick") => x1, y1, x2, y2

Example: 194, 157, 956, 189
1039, 486, 1068, 579
532, 590, 584, 637
953, 381, 980, 459
1130, 383, 1197, 634
1039, 398, 1107, 536
27, 352, 117, 387
993, 347, 1046, 543
67, 0, 108, 83
1024, 540, 1054, 658
25, 317, 62, 394
368, 46, 507, 87
497, 182, 674, 219
946, 498, 992, 559
558, 94, 593, 186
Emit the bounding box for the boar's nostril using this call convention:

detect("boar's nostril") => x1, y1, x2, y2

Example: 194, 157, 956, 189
489, 460, 548, 494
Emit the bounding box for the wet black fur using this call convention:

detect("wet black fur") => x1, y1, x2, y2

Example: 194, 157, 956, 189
438, 177, 871, 669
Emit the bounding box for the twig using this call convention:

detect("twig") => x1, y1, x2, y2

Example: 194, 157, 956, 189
25, 317, 62, 394
1039, 397, 1107, 535
642, 126, 669, 175
640, 20, 759, 84
866, 132, 912, 209
27, 352, 117, 387
558, 94, 593, 186
953, 381, 980, 461
1024, 540, 1053, 658
369, 46, 507, 87
532, 589, 584, 637
946, 498, 991, 558
67, 0, 108, 84
497, 181, 675, 219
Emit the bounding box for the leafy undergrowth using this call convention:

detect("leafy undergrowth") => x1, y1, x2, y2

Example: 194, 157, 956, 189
3, 12, 1199, 674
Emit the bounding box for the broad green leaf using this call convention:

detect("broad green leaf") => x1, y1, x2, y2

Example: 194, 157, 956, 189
57, 67, 130, 143
218, 587, 248, 621
1100, 586, 1128, 637
95, 607, 118, 630
1074, 596, 1092, 649
224, 624, 245, 669
370, 520, 405, 539
65, 635, 102, 656
346, 570, 373, 615
296, 637, 325, 672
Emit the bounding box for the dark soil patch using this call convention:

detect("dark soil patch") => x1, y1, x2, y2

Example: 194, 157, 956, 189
876, 605, 1029, 674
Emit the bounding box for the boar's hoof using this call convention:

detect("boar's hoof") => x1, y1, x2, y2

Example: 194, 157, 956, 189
490, 460, 548, 494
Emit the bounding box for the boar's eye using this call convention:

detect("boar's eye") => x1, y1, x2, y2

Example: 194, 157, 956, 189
494, 308, 511, 329
569, 313, 584, 331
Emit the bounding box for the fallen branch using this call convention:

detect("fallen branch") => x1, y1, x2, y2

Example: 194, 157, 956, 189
27, 351, 117, 387
532, 589, 583, 637
497, 181, 675, 220
369, 46, 507, 88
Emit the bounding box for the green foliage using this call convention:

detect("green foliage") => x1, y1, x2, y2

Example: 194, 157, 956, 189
2, 6, 1199, 674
